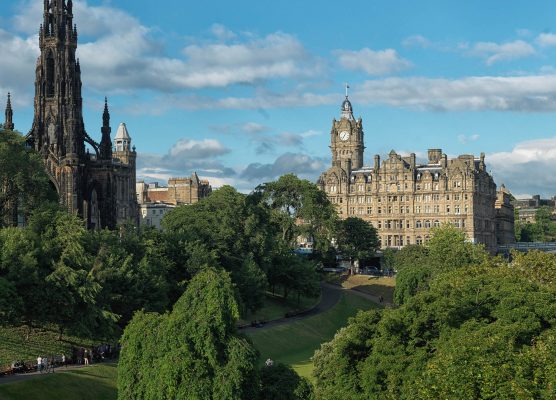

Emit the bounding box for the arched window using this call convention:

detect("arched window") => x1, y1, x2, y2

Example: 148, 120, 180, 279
416, 236, 423, 245
425, 220, 431, 228
416, 220, 422, 228
434, 220, 440, 227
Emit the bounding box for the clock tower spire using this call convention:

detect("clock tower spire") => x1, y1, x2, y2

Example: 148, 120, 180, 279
330, 89, 364, 173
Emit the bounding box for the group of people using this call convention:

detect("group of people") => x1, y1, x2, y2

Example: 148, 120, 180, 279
36, 354, 66, 373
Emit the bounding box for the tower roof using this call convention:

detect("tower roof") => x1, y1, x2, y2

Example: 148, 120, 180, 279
115, 122, 131, 140
340, 84, 354, 120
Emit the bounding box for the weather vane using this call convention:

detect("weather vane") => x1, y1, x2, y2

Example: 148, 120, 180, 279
345, 83, 350, 97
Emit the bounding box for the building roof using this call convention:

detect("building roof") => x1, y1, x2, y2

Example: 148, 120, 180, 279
115, 123, 131, 140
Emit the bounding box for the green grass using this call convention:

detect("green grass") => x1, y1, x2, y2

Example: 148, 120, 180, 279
239, 291, 320, 325
246, 292, 378, 380
0, 326, 95, 368
0, 364, 117, 400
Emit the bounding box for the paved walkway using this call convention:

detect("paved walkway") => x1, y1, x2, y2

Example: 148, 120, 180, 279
242, 280, 392, 333
0, 363, 102, 385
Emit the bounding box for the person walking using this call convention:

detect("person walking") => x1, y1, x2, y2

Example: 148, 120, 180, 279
84, 350, 89, 366
37, 356, 42, 373
62, 353, 67, 368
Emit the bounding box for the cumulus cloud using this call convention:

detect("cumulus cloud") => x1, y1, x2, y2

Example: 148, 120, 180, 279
136, 137, 234, 182
241, 152, 326, 181
458, 134, 480, 144
334, 48, 412, 75
488, 137, 556, 196
353, 75, 556, 112
469, 40, 535, 65
536, 33, 556, 48
402, 35, 432, 48
168, 139, 230, 159
5, 1, 320, 94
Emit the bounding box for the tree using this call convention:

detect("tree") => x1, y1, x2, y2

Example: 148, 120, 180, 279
0, 128, 57, 227
163, 186, 269, 312
313, 257, 556, 399
393, 225, 488, 305
118, 268, 260, 400
335, 217, 379, 272
254, 174, 337, 255
260, 363, 314, 400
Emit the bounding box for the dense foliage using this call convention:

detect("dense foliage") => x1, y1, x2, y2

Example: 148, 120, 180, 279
314, 227, 556, 400
118, 269, 260, 400
515, 206, 556, 242
0, 128, 58, 227
335, 217, 380, 270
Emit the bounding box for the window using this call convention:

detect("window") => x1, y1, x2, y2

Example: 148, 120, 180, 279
434, 220, 440, 227
454, 194, 460, 201
349, 207, 355, 215
416, 220, 422, 228
416, 206, 421, 213
425, 220, 431, 228
416, 236, 423, 245
455, 205, 461, 215
378, 221, 382, 229
367, 207, 372, 214
378, 207, 382, 214
446, 205, 451, 213
434, 205, 440, 213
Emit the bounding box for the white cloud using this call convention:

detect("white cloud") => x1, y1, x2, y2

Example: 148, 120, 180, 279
469, 40, 535, 65
4, 1, 321, 94
334, 48, 412, 75
353, 75, 556, 112
241, 152, 327, 181
488, 137, 556, 196
402, 35, 432, 48
211, 24, 237, 41
536, 33, 556, 48
458, 134, 480, 144
168, 139, 229, 159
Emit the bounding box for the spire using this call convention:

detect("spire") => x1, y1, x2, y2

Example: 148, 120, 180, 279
4, 93, 14, 131
341, 84, 354, 120
114, 123, 132, 152
100, 97, 113, 160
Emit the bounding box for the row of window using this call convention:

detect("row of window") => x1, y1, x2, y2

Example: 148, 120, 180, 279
348, 204, 469, 215
345, 193, 470, 204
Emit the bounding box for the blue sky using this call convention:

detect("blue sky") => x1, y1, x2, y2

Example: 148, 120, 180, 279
2, 0, 556, 196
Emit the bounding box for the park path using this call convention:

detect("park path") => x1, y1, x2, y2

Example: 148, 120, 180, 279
242, 280, 390, 333
0, 363, 104, 385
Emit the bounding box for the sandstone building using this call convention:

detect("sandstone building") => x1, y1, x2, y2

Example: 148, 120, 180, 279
318, 95, 515, 252
136, 175, 212, 229
4, 0, 137, 229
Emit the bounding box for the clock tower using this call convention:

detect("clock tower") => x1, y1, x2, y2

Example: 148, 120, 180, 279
330, 91, 364, 173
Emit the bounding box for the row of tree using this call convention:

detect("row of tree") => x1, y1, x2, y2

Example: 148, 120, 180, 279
313, 225, 556, 399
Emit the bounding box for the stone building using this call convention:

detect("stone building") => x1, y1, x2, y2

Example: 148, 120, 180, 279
513, 194, 556, 223
4, 0, 137, 229
317, 94, 514, 252
136, 174, 212, 206
136, 174, 211, 230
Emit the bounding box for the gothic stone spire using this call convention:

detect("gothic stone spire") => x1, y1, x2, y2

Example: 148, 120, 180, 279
100, 97, 113, 160
4, 93, 14, 131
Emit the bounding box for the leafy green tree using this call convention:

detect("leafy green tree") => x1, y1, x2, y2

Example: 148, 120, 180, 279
335, 217, 379, 272
0, 128, 57, 227
394, 225, 488, 305
254, 174, 337, 255
118, 268, 260, 400
163, 186, 269, 312
314, 259, 556, 399
260, 363, 314, 400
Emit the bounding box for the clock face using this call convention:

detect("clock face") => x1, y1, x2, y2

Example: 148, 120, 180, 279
339, 131, 350, 141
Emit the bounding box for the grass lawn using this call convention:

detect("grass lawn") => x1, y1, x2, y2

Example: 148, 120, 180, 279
0, 364, 117, 400
0, 326, 96, 368
246, 292, 378, 380
239, 291, 320, 325
342, 275, 396, 304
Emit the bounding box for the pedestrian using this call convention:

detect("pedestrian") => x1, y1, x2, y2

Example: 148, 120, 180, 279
37, 356, 42, 373
379, 295, 384, 303
62, 353, 67, 368
84, 350, 89, 366
50, 355, 55, 373
43, 356, 48, 373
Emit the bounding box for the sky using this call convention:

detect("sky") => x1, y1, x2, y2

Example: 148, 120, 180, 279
1, 0, 556, 197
